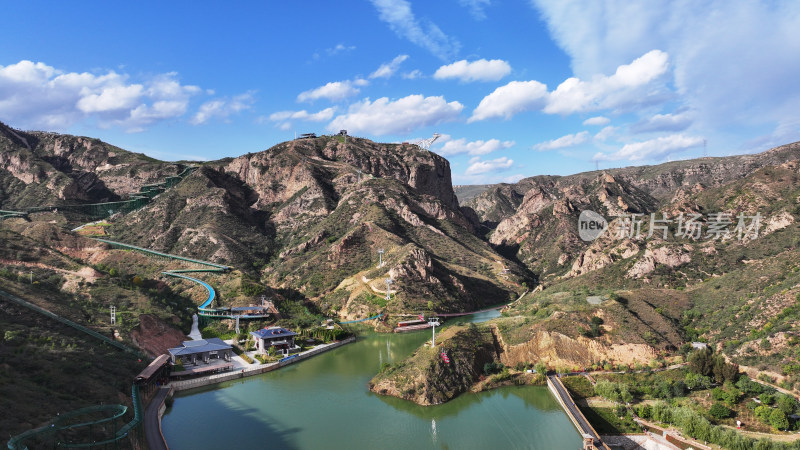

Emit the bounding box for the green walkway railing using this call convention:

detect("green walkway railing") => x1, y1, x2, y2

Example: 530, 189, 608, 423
92, 239, 270, 319
7, 385, 143, 449
1, 166, 197, 221
92, 239, 231, 270
1, 289, 145, 449
0, 289, 139, 355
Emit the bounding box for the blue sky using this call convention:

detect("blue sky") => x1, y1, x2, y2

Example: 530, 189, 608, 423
2, 1, 799, 184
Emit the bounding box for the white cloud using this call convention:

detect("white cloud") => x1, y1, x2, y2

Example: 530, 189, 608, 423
370, 54, 409, 79
468, 80, 548, 122
459, 0, 492, 20
502, 173, 525, 183
0, 60, 201, 132
544, 50, 669, 115
630, 111, 692, 134
76, 84, 144, 113
190, 92, 254, 125
328, 43, 356, 55
297, 80, 364, 102
583, 116, 610, 126
468, 50, 669, 122
326, 94, 463, 135
533, 131, 589, 151
369, 0, 460, 60
530, 0, 800, 149
433, 59, 511, 82
268, 107, 336, 122
594, 125, 617, 142
438, 138, 514, 156
465, 156, 514, 175
593, 134, 703, 161
402, 70, 422, 79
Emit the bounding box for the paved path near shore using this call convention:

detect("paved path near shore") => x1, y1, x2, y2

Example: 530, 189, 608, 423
188, 314, 202, 340
144, 387, 171, 450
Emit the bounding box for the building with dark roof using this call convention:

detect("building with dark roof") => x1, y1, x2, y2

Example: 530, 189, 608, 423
251, 327, 299, 356
167, 338, 232, 365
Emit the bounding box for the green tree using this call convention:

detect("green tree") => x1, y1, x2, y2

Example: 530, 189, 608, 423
688, 348, 714, 377
595, 380, 632, 404
620, 384, 633, 404
709, 403, 732, 419
776, 394, 799, 415
712, 387, 727, 402
759, 393, 775, 405
713, 357, 739, 383
754, 405, 772, 423
635, 404, 652, 419
685, 372, 712, 390
769, 408, 789, 430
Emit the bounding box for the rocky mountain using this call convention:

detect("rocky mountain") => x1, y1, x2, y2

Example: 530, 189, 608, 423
0, 121, 184, 209
107, 135, 530, 317
2, 119, 799, 392
377, 142, 800, 400
481, 153, 800, 379
464, 142, 800, 280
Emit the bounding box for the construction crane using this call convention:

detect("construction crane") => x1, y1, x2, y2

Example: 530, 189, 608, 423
413, 133, 441, 151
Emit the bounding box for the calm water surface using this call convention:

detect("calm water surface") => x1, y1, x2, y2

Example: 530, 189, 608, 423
162, 311, 581, 449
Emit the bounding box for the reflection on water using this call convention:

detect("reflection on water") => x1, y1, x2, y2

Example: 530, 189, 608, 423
163, 314, 581, 450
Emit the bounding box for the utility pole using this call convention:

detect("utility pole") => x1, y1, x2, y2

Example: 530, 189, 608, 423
385, 278, 393, 301
429, 317, 440, 346
378, 249, 384, 268
110, 305, 116, 325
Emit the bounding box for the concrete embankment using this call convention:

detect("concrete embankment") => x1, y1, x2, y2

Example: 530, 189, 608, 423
170, 337, 356, 392
547, 374, 610, 450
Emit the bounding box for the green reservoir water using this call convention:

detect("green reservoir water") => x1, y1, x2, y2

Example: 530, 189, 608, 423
162, 311, 582, 449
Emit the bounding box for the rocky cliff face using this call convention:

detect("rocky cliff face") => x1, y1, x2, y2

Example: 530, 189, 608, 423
483, 172, 658, 280
223, 137, 459, 211
106, 135, 528, 316
0, 121, 182, 208
109, 166, 272, 268
464, 142, 800, 284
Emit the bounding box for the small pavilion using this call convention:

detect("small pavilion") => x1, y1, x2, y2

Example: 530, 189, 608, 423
250, 326, 299, 356
167, 338, 232, 366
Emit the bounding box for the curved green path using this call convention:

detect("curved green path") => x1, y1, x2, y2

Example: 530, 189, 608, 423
93, 238, 269, 319
1, 166, 196, 220
7, 385, 143, 449
1, 288, 144, 450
